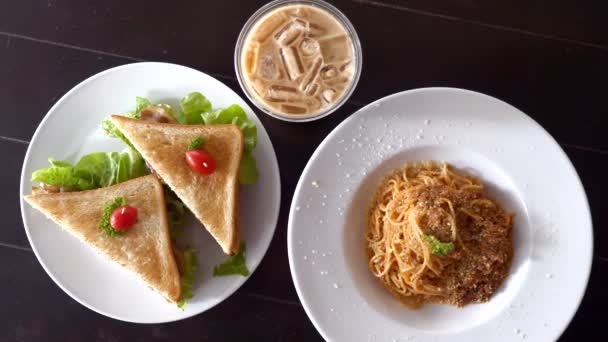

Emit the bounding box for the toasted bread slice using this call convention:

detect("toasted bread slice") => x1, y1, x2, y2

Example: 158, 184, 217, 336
23, 175, 181, 303
110, 115, 243, 255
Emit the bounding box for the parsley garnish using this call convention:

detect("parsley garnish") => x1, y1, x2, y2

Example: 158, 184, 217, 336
213, 241, 250, 277
99, 197, 127, 237
422, 234, 455, 255
187, 136, 204, 150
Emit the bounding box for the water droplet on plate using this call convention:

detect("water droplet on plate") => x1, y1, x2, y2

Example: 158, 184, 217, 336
333, 283, 340, 289
424, 119, 431, 125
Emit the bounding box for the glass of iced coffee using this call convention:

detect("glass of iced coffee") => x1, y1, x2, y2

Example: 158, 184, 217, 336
235, 0, 362, 122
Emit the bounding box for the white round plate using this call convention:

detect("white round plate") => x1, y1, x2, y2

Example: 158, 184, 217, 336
20, 62, 281, 323
288, 88, 592, 341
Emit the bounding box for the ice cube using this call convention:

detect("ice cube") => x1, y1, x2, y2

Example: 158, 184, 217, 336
323, 76, 349, 87
299, 56, 322, 92
299, 38, 320, 57
258, 50, 278, 80
274, 19, 306, 46
280, 46, 304, 80
321, 88, 336, 103
304, 82, 319, 96
319, 34, 352, 64
265, 84, 299, 102
339, 60, 353, 73
281, 104, 307, 114
320, 65, 338, 79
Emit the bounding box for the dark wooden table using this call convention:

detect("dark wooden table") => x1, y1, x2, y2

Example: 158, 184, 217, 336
2, 1, 606, 341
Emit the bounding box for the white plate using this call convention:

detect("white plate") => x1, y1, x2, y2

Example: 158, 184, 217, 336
19, 62, 281, 323
288, 88, 592, 341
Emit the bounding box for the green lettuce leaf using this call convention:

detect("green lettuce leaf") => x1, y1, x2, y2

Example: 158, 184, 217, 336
201, 104, 257, 154
177, 249, 197, 309
101, 96, 150, 147
31, 163, 95, 190
48, 158, 72, 168
213, 241, 249, 277
133, 97, 152, 116
31, 148, 149, 190
422, 234, 455, 255
239, 153, 259, 185
179, 92, 211, 124
98, 197, 127, 237
164, 186, 186, 239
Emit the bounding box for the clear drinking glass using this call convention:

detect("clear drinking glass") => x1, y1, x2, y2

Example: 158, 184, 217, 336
235, 0, 362, 122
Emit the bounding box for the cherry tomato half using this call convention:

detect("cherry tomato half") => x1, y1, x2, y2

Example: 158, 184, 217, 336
110, 205, 138, 231
185, 149, 216, 176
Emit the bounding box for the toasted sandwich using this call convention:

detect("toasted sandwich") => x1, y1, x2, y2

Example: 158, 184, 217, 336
109, 115, 243, 255
23, 175, 182, 303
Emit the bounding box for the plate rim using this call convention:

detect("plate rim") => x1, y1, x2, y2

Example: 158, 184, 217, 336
19, 61, 282, 323
287, 87, 593, 340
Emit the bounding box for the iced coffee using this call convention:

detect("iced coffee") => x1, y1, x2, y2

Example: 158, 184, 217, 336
237, 1, 360, 120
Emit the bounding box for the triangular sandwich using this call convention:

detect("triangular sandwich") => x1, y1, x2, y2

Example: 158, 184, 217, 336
109, 115, 243, 255
23, 175, 181, 302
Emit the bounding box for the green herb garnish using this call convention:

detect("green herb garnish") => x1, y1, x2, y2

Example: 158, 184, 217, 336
99, 197, 127, 237
212, 241, 250, 277
187, 136, 204, 151
177, 249, 197, 309
422, 234, 455, 255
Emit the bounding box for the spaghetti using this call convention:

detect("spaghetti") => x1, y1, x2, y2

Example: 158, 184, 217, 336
366, 161, 513, 308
